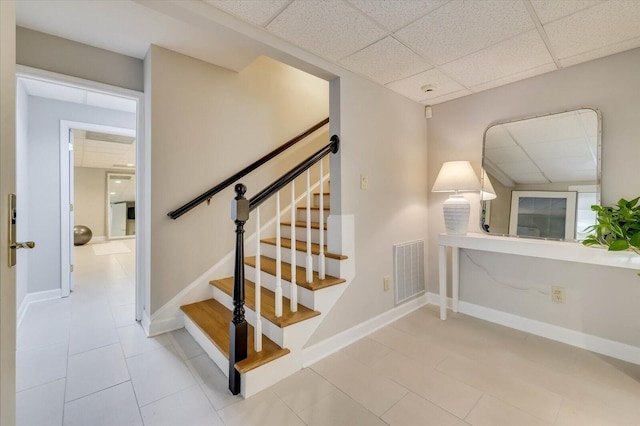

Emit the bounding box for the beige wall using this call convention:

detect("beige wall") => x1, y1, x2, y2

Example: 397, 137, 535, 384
147, 48, 330, 312
17, 27, 143, 92
0, 1, 17, 423
428, 48, 640, 346
74, 167, 108, 238
307, 73, 429, 345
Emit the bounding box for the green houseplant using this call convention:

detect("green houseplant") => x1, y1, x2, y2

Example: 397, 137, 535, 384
583, 197, 640, 274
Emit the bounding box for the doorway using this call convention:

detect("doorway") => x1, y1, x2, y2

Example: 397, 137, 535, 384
15, 66, 147, 323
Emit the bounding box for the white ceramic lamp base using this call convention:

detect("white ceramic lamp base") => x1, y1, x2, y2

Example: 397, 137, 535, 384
443, 194, 470, 235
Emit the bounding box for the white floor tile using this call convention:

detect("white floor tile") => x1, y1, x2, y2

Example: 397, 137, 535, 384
169, 328, 205, 360
218, 389, 305, 426
16, 378, 65, 426
117, 323, 171, 358
186, 354, 241, 410
140, 385, 224, 426
110, 303, 136, 328
16, 343, 67, 392
298, 389, 387, 426
271, 368, 337, 414
127, 345, 197, 406
63, 382, 143, 426
65, 343, 130, 402
68, 320, 120, 355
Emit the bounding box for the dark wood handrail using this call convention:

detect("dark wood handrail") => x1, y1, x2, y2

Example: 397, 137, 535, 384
249, 135, 339, 211
227, 134, 339, 395
167, 117, 329, 220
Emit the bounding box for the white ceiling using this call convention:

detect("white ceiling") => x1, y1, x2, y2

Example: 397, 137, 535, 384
73, 130, 136, 171
484, 109, 598, 186
15, 1, 640, 105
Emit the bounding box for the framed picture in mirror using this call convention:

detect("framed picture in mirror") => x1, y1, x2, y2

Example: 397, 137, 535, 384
509, 191, 577, 240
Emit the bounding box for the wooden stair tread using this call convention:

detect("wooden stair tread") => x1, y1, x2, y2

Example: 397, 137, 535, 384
281, 221, 327, 230
245, 256, 346, 291
261, 238, 347, 260
210, 277, 321, 327
180, 299, 290, 374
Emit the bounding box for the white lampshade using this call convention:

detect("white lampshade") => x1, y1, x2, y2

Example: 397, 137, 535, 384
432, 161, 480, 235
432, 161, 481, 193
481, 170, 497, 201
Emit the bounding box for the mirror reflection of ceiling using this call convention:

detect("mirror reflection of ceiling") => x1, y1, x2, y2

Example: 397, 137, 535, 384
108, 174, 136, 204
73, 130, 136, 170
484, 109, 598, 187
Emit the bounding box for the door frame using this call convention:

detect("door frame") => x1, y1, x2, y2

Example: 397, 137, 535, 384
60, 121, 136, 296
16, 65, 148, 322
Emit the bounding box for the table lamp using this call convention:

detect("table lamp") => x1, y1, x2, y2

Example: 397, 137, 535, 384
432, 161, 480, 234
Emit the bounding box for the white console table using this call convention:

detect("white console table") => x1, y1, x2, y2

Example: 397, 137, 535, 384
438, 232, 640, 320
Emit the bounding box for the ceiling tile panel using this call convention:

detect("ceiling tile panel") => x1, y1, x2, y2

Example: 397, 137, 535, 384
396, 0, 534, 65
204, 0, 290, 26
530, 0, 604, 24
544, 1, 640, 60
417, 89, 472, 105
384, 67, 466, 102
483, 127, 516, 149
469, 63, 557, 93
441, 30, 554, 88
266, 0, 386, 61
508, 113, 583, 144
339, 37, 432, 84
485, 146, 529, 164
348, 0, 446, 32
510, 173, 550, 184
523, 139, 591, 160
545, 169, 597, 182
558, 36, 640, 68
499, 160, 541, 175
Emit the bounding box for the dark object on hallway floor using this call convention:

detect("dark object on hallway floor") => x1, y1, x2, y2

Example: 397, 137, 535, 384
74, 225, 92, 245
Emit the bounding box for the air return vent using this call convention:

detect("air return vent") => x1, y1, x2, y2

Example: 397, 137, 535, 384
393, 240, 425, 305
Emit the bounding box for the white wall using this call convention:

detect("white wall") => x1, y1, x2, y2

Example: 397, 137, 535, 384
74, 167, 109, 238
428, 48, 640, 346
146, 48, 330, 312
16, 81, 29, 310
26, 97, 135, 293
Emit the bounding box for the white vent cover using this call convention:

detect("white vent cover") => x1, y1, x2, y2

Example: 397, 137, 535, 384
393, 239, 426, 305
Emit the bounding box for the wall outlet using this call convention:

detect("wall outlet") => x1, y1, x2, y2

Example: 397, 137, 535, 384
383, 276, 390, 292
360, 174, 368, 190
551, 286, 566, 303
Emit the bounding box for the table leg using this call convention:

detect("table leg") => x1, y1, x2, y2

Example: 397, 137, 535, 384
438, 244, 447, 320
452, 247, 459, 313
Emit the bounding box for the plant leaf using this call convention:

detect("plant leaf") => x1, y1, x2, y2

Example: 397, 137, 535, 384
608, 239, 629, 251
630, 232, 640, 248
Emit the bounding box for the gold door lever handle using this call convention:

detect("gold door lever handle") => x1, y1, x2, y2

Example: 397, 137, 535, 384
11, 241, 35, 249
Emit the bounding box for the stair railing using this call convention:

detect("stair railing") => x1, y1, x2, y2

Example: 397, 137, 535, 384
167, 117, 329, 220
228, 135, 339, 395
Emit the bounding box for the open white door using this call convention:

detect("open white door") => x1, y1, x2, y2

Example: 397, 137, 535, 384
68, 129, 75, 293
0, 2, 17, 424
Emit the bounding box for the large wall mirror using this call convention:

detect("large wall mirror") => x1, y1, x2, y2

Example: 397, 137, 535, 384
481, 108, 601, 241
107, 172, 136, 239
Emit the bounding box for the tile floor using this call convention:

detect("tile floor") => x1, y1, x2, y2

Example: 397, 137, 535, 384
16, 238, 640, 425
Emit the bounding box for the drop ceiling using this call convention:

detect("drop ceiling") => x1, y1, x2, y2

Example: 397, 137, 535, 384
73, 130, 136, 170
15, 0, 640, 106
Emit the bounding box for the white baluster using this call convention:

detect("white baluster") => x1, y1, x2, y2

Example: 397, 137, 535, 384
290, 181, 298, 312
306, 170, 313, 283
254, 207, 262, 352
318, 161, 326, 280
275, 192, 283, 317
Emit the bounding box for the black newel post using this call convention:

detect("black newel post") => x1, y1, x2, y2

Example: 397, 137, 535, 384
229, 183, 249, 395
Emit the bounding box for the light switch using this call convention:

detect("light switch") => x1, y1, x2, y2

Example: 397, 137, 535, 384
360, 174, 368, 190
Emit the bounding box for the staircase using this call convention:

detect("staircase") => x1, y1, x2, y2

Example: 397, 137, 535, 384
180, 179, 349, 397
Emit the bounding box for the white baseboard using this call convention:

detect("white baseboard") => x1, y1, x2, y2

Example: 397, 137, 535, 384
17, 289, 63, 328
426, 292, 640, 366
301, 293, 428, 367
148, 314, 184, 337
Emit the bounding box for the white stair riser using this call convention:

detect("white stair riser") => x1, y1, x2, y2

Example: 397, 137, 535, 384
211, 286, 285, 347
313, 193, 330, 208
296, 208, 329, 223
245, 265, 316, 309
184, 316, 229, 378
280, 225, 325, 245
260, 243, 341, 277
